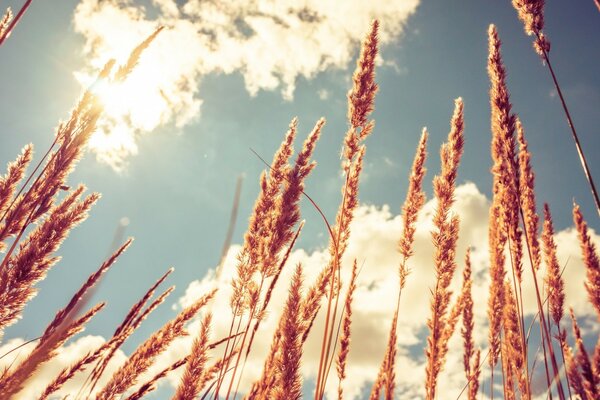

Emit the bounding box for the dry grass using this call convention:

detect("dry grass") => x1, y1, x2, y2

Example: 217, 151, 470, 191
0, 3, 599, 400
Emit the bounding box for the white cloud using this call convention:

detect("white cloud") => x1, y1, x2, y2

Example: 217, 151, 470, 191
317, 89, 330, 101
72, 0, 420, 170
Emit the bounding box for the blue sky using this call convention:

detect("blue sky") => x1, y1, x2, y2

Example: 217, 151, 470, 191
0, 0, 599, 398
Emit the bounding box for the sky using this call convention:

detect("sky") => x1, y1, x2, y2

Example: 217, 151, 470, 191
0, 0, 599, 399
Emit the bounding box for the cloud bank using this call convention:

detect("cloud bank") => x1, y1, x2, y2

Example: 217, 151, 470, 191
3, 182, 598, 398
72, 0, 420, 169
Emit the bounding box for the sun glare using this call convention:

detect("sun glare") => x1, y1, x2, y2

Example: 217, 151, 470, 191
82, 59, 169, 168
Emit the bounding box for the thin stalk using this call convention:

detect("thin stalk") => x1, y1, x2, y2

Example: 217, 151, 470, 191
212, 311, 240, 399
456, 350, 490, 400
427, 276, 443, 400
324, 262, 365, 393
516, 281, 532, 399
506, 233, 532, 400
537, 37, 600, 218
315, 172, 350, 400
555, 331, 573, 400
0, 336, 40, 361
538, 312, 553, 399
224, 277, 265, 400
500, 344, 508, 400
491, 356, 494, 400
519, 208, 566, 400
0, 0, 33, 46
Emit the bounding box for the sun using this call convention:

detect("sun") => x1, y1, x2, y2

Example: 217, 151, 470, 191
80, 59, 170, 169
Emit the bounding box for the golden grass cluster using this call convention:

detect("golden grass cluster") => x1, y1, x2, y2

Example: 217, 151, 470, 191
0, 2, 599, 400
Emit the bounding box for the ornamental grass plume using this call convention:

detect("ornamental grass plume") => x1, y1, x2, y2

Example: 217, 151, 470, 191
502, 282, 527, 397
460, 249, 481, 400
566, 309, 599, 398
517, 118, 540, 273
511, 0, 550, 56
229, 120, 297, 315
487, 24, 512, 389
542, 204, 565, 327
173, 313, 213, 400
573, 203, 600, 318
0, 8, 12, 40
314, 20, 378, 400
0, 187, 100, 332
272, 264, 304, 400
0, 301, 104, 398
370, 128, 428, 400
127, 336, 237, 400
424, 97, 465, 400
96, 289, 216, 400
218, 117, 322, 400
0, 144, 33, 249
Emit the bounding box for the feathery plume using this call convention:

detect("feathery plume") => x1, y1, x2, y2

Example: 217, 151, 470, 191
503, 283, 527, 396
562, 338, 587, 400
469, 350, 481, 400
399, 128, 428, 284
461, 249, 479, 399
569, 309, 599, 398
0, 144, 33, 233
0, 8, 12, 40
272, 264, 304, 400
96, 290, 215, 400
487, 27, 524, 390
173, 313, 213, 400
0, 302, 104, 398
347, 19, 379, 136
127, 357, 187, 400
268, 119, 324, 267
311, 27, 379, 397
371, 130, 429, 399
488, 25, 520, 251
573, 203, 600, 318
0, 188, 99, 331
542, 204, 565, 326
511, 0, 550, 56
517, 119, 540, 273
424, 98, 465, 400
221, 118, 322, 400
231, 118, 297, 313
251, 265, 305, 400
114, 26, 164, 81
